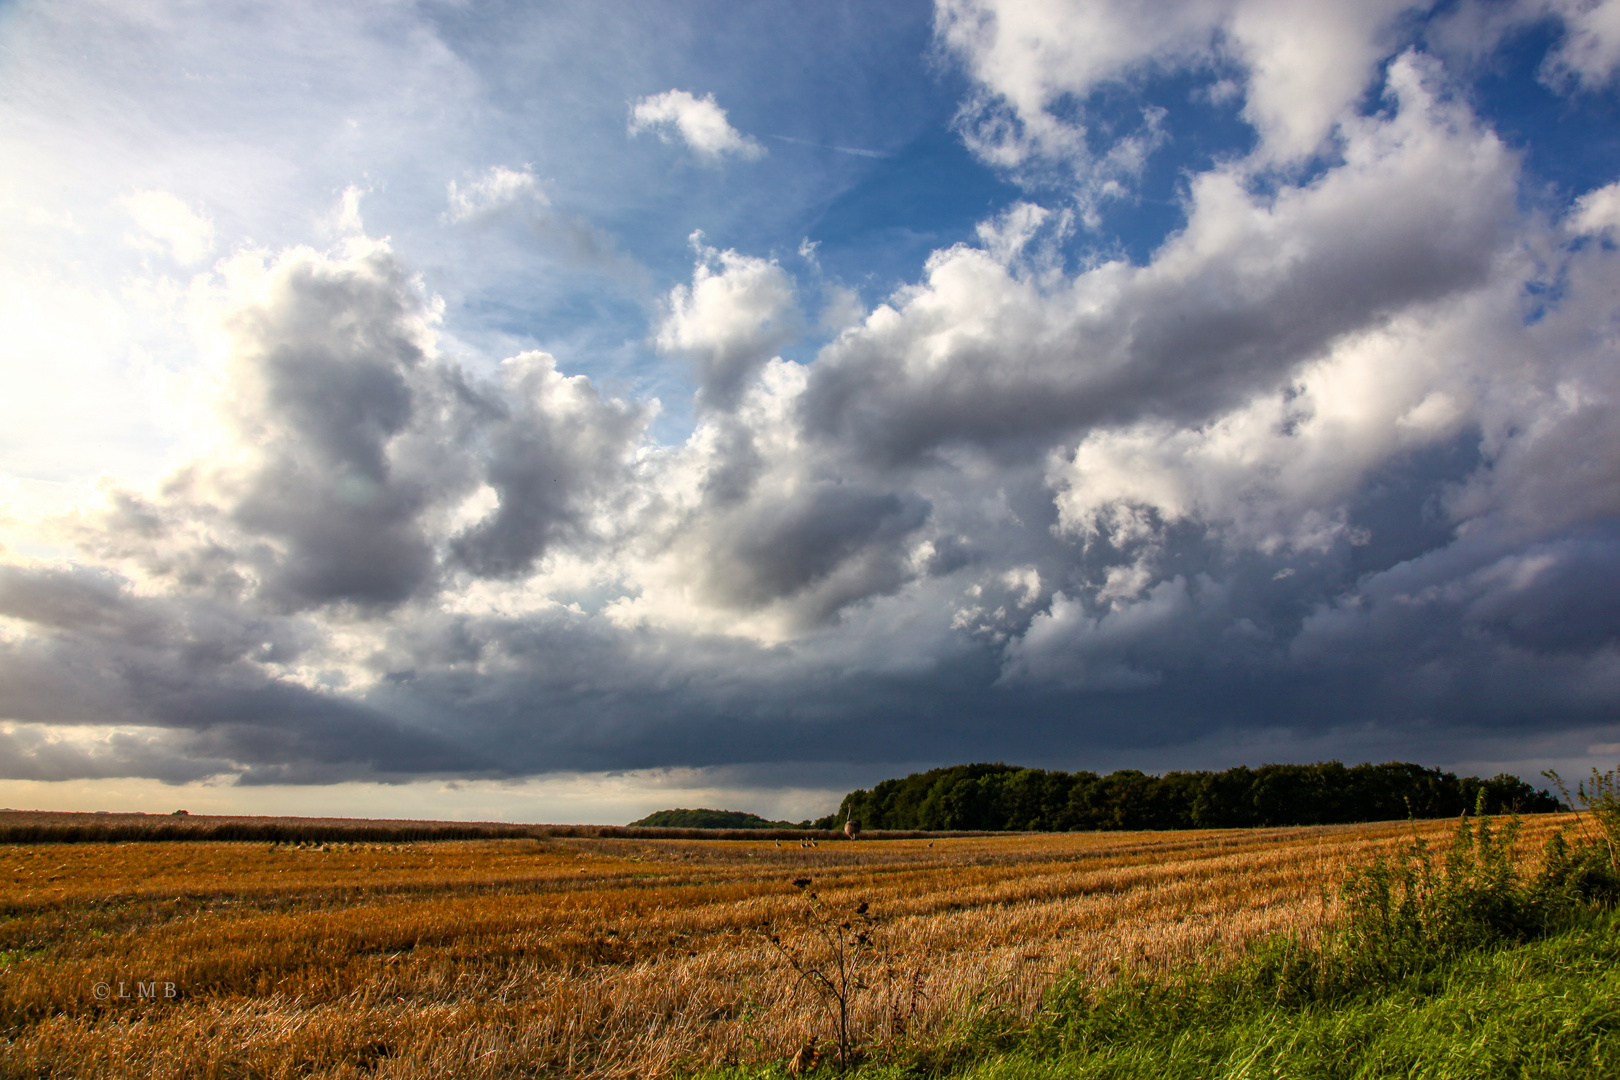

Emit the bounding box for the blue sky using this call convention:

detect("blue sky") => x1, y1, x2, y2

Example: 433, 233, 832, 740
2, 0, 1619, 823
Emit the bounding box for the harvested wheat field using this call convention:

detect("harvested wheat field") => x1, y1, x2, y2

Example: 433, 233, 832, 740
0, 814, 1575, 1078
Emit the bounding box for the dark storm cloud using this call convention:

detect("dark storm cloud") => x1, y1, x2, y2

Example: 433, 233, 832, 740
82, 243, 651, 610
0, 561, 484, 783
209, 247, 477, 610
0, 562, 167, 641
348, 555, 1618, 780
449, 352, 648, 578
0, 685, 482, 786
4, 505, 1618, 787
1460, 529, 1620, 652
694, 483, 930, 613
0, 725, 237, 784
1292, 525, 1620, 679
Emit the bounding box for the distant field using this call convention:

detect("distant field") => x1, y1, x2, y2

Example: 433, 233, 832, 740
0, 810, 973, 845
0, 815, 1576, 1078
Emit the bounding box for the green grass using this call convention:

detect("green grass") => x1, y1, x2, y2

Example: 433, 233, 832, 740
959, 917, 1620, 1079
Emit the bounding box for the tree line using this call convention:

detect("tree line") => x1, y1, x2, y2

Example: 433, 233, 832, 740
627, 808, 802, 829
823, 761, 1562, 832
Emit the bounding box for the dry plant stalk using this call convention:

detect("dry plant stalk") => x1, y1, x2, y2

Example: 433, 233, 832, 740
760, 878, 878, 1070
0, 815, 1577, 1079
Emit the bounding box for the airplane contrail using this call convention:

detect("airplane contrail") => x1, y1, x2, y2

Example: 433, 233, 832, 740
766, 134, 890, 159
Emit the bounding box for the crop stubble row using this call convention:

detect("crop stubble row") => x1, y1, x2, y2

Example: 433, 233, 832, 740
0, 815, 1574, 1078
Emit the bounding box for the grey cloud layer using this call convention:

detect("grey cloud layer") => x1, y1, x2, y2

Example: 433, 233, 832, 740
3, 19, 1620, 788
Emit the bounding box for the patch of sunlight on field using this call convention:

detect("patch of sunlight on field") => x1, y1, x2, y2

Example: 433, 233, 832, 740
0, 816, 1578, 1078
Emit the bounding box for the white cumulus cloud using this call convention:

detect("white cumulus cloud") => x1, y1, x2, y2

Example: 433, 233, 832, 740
937, 0, 1428, 175
628, 89, 765, 163
446, 165, 547, 222
656, 234, 801, 410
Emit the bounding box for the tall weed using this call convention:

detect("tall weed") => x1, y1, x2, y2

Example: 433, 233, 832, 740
1337, 793, 1537, 978
1536, 764, 1620, 909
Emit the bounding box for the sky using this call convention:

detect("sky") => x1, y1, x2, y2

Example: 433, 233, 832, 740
2, 0, 1620, 824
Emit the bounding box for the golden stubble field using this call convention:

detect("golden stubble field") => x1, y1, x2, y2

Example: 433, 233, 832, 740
0, 815, 1576, 1078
